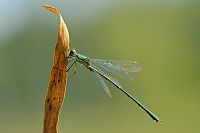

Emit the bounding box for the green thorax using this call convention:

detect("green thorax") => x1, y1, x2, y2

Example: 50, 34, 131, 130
76, 54, 91, 67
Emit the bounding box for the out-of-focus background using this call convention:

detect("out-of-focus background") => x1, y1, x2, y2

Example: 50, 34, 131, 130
1, 0, 200, 133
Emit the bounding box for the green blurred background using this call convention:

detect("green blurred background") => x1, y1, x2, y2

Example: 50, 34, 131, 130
0, 0, 200, 133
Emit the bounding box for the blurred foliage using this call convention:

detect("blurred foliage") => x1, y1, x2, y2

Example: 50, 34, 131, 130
0, 1, 200, 133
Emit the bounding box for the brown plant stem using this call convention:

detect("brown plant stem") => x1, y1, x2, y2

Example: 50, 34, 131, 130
42, 5, 70, 133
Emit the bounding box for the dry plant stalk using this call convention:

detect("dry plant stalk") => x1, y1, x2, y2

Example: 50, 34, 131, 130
42, 5, 70, 133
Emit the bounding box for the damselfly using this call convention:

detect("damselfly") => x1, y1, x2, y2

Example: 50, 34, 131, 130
66, 49, 161, 123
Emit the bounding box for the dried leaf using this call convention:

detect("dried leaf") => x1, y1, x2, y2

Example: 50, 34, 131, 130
42, 5, 69, 133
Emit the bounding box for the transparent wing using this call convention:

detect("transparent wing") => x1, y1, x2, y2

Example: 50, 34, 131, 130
95, 71, 112, 98
91, 59, 142, 80
92, 65, 122, 97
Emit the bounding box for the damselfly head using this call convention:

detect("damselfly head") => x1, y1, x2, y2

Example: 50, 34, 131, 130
68, 49, 77, 57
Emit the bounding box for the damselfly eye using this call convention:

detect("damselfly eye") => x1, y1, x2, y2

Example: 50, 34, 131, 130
69, 49, 77, 57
